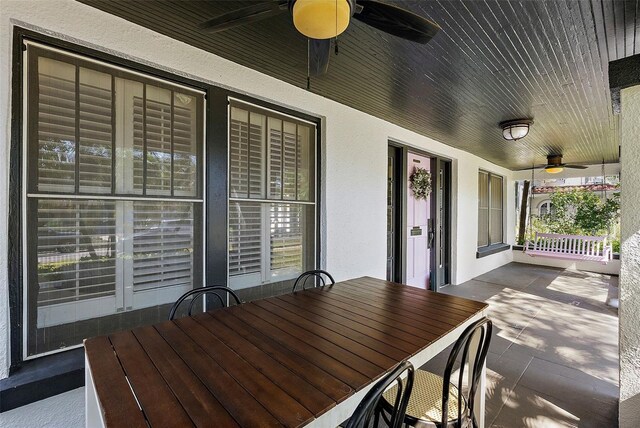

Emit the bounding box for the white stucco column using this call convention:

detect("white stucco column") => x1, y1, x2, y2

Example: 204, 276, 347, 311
619, 84, 640, 427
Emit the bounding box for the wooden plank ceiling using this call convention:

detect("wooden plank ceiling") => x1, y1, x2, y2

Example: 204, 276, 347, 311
78, 0, 639, 170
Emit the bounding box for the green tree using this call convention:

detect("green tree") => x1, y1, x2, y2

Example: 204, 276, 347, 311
540, 188, 620, 236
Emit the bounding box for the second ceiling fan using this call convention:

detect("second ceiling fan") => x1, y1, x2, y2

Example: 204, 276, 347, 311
526, 155, 588, 174
199, 0, 440, 76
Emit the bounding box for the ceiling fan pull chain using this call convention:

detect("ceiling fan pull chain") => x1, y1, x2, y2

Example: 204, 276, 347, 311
335, 37, 339, 55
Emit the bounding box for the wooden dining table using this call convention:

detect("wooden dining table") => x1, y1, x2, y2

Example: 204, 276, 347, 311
84, 276, 489, 428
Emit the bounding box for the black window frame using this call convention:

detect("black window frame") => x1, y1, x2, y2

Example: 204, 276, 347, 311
5, 26, 322, 410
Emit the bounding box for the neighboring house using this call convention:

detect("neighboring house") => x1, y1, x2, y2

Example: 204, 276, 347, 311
531, 177, 619, 216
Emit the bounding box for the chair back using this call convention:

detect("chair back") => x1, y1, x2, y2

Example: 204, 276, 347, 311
291, 269, 335, 292
442, 317, 492, 428
346, 361, 414, 428
168, 286, 242, 320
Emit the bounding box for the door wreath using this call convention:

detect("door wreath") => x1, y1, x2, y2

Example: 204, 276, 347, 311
409, 167, 432, 200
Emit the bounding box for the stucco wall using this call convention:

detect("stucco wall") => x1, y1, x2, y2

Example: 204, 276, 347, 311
619, 85, 640, 427
0, 387, 84, 428
0, 0, 515, 382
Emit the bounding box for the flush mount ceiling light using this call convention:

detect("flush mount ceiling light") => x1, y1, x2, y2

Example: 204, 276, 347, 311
292, 0, 353, 39
500, 119, 533, 141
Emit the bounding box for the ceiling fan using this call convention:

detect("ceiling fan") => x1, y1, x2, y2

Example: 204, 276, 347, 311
199, 0, 441, 76
526, 155, 588, 174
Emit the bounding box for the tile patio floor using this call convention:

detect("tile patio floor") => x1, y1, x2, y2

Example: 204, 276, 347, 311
422, 262, 619, 428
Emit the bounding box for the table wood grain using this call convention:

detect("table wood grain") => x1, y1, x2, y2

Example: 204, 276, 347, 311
85, 276, 488, 427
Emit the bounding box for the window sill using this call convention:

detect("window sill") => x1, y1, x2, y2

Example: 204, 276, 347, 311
476, 243, 511, 259
0, 348, 84, 412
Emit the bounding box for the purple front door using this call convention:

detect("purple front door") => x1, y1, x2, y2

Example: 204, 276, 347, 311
406, 153, 431, 289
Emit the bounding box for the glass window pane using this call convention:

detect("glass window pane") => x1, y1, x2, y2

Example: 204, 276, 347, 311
490, 175, 503, 244
297, 125, 315, 201
79, 67, 113, 194
145, 85, 172, 195
33, 198, 117, 355
30, 197, 202, 356
229, 201, 263, 280
173, 92, 199, 197
36, 199, 116, 308
132, 201, 195, 292
270, 203, 303, 273
230, 107, 249, 198
37, 57, 76, 192
478, 172, 489, 247
270, 203, 315, 282
268, 117, 283, 199
478, 208, 488, 247
114, 78, 146, 194
249, 112, 266, 198
282, 121, 297, 200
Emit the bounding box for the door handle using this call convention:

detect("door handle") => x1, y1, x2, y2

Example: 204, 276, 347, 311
427, 219, 435, 249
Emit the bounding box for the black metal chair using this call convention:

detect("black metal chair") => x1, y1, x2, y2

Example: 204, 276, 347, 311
168, 286, 242, 320
379, 317, 492, 428
291, 269, 335, 293
345, 360, 415, 428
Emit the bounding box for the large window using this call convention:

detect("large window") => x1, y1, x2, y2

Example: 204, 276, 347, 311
478, 171, 503, 248
25, 43, 204, 357
228, 101, 316, 294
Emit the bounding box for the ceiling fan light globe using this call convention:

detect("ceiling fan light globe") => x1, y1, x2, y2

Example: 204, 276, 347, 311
292, 0, 351, 39
545, 166, 564, 174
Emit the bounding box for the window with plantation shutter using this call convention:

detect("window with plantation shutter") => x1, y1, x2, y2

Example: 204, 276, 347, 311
25, 43, 204, 357
229, 102, 316, 292
478, 170, 504, 248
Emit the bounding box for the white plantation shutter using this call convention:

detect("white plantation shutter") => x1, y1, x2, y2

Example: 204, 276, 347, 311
270, 203, 303, 273
230, 108, 249, 197
79, 68, 113, 193
229, 102, 315, 289
249, 113, 266, 198
229, 201, 263, 276
36, 199, 117, 307
282, 122, 297, 200
230, 109, 267, 199
37, 57, 76, 193
268, 117, 283, 199
296, 126, 313, 201
144, 86, 172, 196
132, 92, 145, 192
132, 201, 195, 291
173, 93, 199, 196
